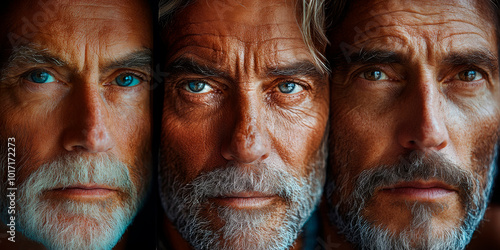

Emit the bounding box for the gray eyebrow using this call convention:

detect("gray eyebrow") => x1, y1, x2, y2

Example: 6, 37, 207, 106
103, 48, 152, 72
266, 61, 324, 79
165, 57, 228, 78
165, 58, 324, 82
1, 44, 152, 81
4, 44, 67, 68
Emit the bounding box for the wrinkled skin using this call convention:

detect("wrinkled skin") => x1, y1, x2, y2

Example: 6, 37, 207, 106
159, 0, 329, 249
0, 0, 152, 248
327, 0, 500, 248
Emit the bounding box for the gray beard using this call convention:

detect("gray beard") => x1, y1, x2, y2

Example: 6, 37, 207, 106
327, 150, 497, 250
0, 152, 145, 250
159, 143, 326, 250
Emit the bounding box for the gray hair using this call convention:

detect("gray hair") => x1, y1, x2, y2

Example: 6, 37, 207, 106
159, 0, 332, 74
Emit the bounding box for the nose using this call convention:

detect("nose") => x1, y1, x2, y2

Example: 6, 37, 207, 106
397, 80, 449, 151
62, 84, 115, 153
221, 96, 271, 163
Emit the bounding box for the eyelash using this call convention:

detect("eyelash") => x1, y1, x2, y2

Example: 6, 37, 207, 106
351, 66, 396, 82
452, 66, 488, 81
112, 71, 147, 84
171, 77, 311, 93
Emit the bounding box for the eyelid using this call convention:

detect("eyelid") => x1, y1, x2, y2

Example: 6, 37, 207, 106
272, 78, 310, 90
108, 71, 148, 86
358, 67, 391, 80
454, 70, 483, 81
184, 80, 214, 93
454, 67, 486, 79
22, 68, 60, 83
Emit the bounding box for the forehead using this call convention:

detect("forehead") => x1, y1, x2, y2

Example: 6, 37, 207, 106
336, 0, 497, 57
4, 0, 151, 63
165, 0, 312, 69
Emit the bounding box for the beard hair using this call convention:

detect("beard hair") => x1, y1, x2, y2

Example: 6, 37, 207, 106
327, 150, 498, 250
0, 150, 145, 250
159, 140, 327, 250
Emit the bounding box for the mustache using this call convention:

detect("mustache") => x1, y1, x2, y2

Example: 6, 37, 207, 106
351, 151, 477, 208
21, 154, 135, 196
180, 163, 310, 201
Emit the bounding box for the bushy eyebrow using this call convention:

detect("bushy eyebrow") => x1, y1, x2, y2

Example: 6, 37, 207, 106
1, 44, 152, 78
103, 48, 152, 72
266, 61, 324, 80
347, 49, 404, 65
165, 58, 325, 83
165, 58, 228, 78
3, 44, 66, 69
443, 49, 498, 72
333, 48, 499, 73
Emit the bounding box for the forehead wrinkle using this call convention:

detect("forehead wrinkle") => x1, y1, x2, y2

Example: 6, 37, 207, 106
351, 33, 408, 49
440, 31, 493, 42
172, 21, 301, 47
349, 0, 490, 30
349, 9, 442, 30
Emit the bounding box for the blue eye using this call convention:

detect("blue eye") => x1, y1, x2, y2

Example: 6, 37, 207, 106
27, 70, 56, 84
114, 73, 141, 87
360, 70, 388, 81
278, 82, 303, 94
185, 81, 212, 93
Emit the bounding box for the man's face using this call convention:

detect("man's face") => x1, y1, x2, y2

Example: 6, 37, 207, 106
328, 0, 499, 248
0, 0, 152, 249
159, 0, 329, 249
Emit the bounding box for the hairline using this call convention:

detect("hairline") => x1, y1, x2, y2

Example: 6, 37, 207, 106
158, 0, 331, 75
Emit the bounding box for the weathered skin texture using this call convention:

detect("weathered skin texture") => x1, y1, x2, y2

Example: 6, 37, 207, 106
160, 0, 329, 249
0, 0, 152, 248
326, 0, 500, 247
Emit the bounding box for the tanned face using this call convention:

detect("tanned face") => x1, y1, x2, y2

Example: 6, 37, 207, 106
328, 0, 500, 249
159, 0, 329, 249
0, 0, 152, 249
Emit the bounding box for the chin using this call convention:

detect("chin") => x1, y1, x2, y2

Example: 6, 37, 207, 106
15, 196, 137, 250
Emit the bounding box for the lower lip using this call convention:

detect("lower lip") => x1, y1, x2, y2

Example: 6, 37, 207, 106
48, 188, 116, 198
381, 187, 454, 200
211, 196, 276, 209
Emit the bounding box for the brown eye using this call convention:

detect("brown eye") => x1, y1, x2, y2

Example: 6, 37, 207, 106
360, 70, 387, 81
456, 70, 483, 81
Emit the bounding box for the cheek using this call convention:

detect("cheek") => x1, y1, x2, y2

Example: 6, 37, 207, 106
107, 90, 151, 157
469, 115, 500, 180
0, 101, 64, 184
447, 98, 500, 171
161, 110, 224, 181
269, 94, 329, 172
112, 105, 151, 193
330, 100, 392, 173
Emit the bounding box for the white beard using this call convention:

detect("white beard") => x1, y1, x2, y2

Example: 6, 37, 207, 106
159, 140, 327, 250
1, 154, 144, 250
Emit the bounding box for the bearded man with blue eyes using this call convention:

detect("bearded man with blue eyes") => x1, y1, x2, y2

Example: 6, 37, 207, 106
157, 0, 330, 249
0, 0, 153, 249
322, 0, 500, 249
